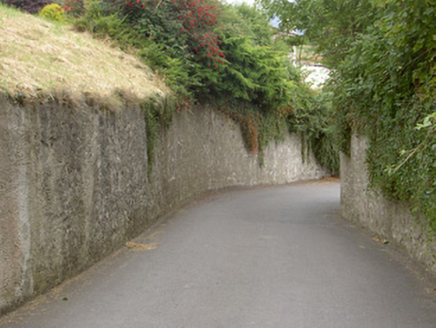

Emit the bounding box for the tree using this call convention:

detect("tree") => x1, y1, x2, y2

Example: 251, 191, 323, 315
259, 0, 375, 68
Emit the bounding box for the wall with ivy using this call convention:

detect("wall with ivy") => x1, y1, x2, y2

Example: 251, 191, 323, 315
341, 133, 436, 274
260, 0, 436, 270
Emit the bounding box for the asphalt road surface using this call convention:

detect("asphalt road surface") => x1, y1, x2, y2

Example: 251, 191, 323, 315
1, 181, 436, 328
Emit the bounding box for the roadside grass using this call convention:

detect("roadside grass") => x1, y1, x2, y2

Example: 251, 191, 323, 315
0, 4, 167, 104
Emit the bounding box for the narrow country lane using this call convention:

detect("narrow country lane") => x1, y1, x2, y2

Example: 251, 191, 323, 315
1, 181, 435, 328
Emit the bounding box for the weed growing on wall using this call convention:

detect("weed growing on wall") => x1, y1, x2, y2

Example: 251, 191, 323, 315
140, 91, 177, 176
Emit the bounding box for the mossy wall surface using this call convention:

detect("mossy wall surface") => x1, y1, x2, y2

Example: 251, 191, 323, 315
0, 97, 325, 314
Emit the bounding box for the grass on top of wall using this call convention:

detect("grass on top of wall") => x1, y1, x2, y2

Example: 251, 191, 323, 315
0, 4, 168, 106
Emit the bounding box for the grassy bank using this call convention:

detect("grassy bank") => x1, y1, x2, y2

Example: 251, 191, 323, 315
0, 4, 167, 106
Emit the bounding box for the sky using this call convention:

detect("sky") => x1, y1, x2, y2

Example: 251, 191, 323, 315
223, 0, 257, 5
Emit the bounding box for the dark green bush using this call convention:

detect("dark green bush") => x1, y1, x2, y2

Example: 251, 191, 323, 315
2, 0, 48, 13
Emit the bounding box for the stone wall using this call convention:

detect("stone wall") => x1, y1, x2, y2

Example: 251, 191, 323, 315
341, 133, 436, 273
0, 97, 325, 314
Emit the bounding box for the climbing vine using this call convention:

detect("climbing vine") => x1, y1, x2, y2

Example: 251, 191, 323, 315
262, 0, 436, 227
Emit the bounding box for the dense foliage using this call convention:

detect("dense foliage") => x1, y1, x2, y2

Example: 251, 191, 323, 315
2, 0, 48, 13
0, 0, 337, 173
263, 0, 436, 226
260, 0, 376, 68
68, 0, 337, 172
39, 3, 66, 21
73, 1, 302, 109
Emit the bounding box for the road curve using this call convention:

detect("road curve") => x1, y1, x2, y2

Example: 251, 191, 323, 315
1, 181, 435, 328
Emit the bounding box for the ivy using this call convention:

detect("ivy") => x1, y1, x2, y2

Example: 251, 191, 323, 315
264, 0, 436, 227
336, 0, 436, 223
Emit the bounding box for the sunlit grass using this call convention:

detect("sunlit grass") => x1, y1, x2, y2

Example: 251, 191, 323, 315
0, 4, 167, 102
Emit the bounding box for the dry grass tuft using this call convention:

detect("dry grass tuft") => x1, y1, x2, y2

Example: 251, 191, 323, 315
125, 241, 158, 251
0, 4, 168, 104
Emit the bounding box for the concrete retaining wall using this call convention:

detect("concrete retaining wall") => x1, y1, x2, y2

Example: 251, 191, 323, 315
0, 97, 325, 314
340, 133, 436, 273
